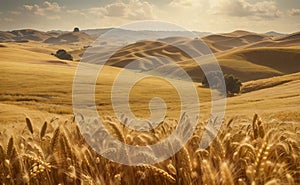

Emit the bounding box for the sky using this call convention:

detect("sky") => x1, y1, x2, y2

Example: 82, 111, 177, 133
0, 0, 300, 33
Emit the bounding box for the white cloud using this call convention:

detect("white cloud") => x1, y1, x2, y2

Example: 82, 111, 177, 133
43, 1, 61, 12
127, 0, 155, 19
23, 5, 34, 11
14, 0, 156, 30
213, 0, 283, 19
104, 2, 127, 17
23, 1, 61, 16
170, 0, 194, 7
67, 0, 155, 20
288, 8, 300, 16
169, 0, 210, 9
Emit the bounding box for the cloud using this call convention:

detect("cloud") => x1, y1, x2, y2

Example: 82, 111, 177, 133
169, 0, 193, 7
69, 0, 155, 19
2, 0, 155, 30
101, 0, 155, 19
127, 0, 155, 19
104, 2, 127, 17
43, 1, 61, 12
288, 8, 300, 16
213, 0, 283, 19
23, 1, 61, 16
169, 0, 210, 9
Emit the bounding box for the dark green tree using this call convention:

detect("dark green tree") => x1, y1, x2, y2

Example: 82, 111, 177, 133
224, 74, 242, 95
54, 49, 73, 61
73, 27, 80, 32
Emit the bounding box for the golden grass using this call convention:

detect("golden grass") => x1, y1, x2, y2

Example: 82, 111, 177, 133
0, 33, 300, 184
0, 114, 299, 184
0, 42, 213, 128
1, 41, 300, 127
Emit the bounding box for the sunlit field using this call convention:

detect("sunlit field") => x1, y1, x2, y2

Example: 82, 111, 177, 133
1, 24, 300, 184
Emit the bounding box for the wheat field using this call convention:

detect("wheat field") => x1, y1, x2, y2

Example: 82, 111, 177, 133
0, 113, 299, 185
1, 30, 300, 185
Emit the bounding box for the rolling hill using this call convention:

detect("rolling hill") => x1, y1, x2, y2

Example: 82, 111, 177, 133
44, 32, 93, 44
202, 30, 271, 52
0, 29, 300, 126
0, 29, 53, 42
81, 30, 300, 82
0, 29, 93, 45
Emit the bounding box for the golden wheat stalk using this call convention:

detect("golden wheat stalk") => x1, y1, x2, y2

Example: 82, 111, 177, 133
221, 162, 234, 185
25, 117, 34, 134
142, 165, 176, 183
40, 121, 48, 139
51, 127, 60, 151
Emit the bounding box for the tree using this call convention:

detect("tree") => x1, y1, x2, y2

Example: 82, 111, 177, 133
54, 49, 73, 61
73, 27, 80, 32
224, 74, 242, 95
202, 72, 242, 96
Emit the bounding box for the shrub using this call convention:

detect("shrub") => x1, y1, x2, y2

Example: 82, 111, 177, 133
73, 27, 80, 32
53, 49, 73, 61
224, 74, 242, 95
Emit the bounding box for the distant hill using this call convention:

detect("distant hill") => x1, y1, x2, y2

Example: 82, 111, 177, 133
1, 28, 299, 83
0, 29, 53, 42
0, 29, 94, 44
81, 29, 300, 82
82, 33, 300, 82
216, 46, 300, 81
202, 30, 271, 52
0, 28, 210, 44
44, 32, 93, 44
239, 31, 300, 49
265, 31, 285, 37
276, 31, 300, 41
82, 28, 211, 40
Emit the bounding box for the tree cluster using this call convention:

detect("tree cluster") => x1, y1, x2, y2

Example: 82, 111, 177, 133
202, 71, 242, 96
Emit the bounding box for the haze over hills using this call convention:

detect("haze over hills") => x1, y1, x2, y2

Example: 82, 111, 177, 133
0, 29, 53, 42
0, 28, 210, 43
0, 28, 299, 83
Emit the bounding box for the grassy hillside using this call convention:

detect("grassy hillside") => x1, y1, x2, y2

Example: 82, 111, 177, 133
0, 41, 213, 127
216, 46, 300, 81
1, 39, 300, 126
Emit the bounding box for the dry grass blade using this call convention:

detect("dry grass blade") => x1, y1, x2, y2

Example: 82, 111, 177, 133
6, 137, 14, 157
40, 121, 48, 139
25, 117, 34, 134
0, 145, 5, 162
252, 114, 259, 139
51, 127, 60, 151
227, 118, 234, 128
